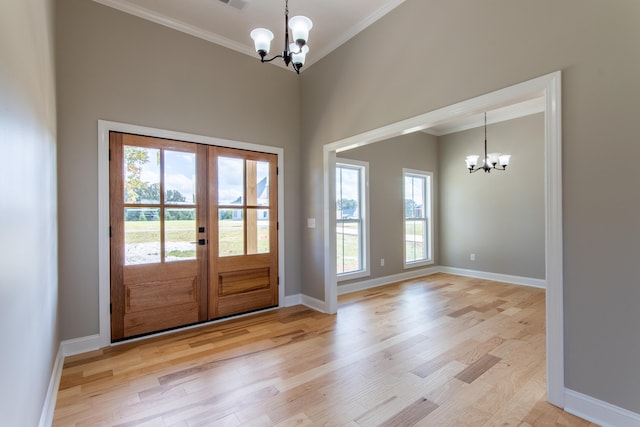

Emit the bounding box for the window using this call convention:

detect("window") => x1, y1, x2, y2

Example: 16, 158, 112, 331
336, 159, 369, 280
404, 169, 433, 267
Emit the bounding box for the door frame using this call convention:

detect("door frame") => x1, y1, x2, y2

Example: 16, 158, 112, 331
98, 120, 285, 347
322, 71, 564, 406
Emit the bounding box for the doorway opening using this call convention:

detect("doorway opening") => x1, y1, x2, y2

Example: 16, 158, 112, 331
322, 71, 564, 407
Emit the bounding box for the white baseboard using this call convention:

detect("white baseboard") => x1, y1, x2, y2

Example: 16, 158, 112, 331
61, 334, 101, 357
300, 294, 328, 313
438, 266, 546, 289
39, 334, 102, 426
284, 294, 302, 307
337, 266, 441, 295
38, 345, 64, 427
284, 293, 328, 313
565, 389, 640, 427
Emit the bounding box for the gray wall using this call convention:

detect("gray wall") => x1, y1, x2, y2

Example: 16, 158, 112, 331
300, 0, 640, 414
439, 114, 544, 279
0, 0, 58, 425
338, 132, 439, 284
56, 0, 302, 340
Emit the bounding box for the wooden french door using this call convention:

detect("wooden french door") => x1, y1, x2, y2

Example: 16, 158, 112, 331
208, 147, 278, 319
109, 132, 278, 341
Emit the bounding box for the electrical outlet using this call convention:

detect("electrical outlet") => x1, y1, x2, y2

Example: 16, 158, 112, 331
380, 258, 385, 267
470, 253, 476, 261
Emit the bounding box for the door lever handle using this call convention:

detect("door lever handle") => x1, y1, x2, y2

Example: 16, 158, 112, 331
190, 239, 206, 246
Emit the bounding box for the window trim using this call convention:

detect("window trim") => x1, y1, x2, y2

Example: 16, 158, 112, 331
336, 158, 370, 281
403, 168, 434, 269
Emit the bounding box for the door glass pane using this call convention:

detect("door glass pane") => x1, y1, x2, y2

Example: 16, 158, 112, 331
124, 146, 160, 204
218, 157, 244, 205
164, 150, 196, 205
257, 209, 270, 254
165, 208, 196, 262
247, 208, 270, 255
247, 160, 270, 206
219, 209, 244, 257
124, 208, 160, 265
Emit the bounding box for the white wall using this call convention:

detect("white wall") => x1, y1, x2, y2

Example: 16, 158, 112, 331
0, 0, 58, 425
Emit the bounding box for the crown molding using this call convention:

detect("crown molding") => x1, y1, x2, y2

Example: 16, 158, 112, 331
92, 0, 255, 58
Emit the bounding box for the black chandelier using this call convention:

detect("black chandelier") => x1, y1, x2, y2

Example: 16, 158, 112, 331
250, 0, 313, 74
465, 112, 511, 173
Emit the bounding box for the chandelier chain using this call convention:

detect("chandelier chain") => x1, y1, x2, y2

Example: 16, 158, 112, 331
484, 112, 488, 163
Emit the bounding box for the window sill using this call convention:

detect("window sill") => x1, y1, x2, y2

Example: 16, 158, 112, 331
337, 270, 370, 282
403, 259, 434, 270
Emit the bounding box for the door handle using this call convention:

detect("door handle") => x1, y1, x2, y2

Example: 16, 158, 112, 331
190, 239, 206, 245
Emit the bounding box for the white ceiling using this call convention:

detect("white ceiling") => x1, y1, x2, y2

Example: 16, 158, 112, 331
93, 0, 407, 70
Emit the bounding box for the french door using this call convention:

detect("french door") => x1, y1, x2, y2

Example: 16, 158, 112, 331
109, 132, 278, 341
209, 147, 278, 318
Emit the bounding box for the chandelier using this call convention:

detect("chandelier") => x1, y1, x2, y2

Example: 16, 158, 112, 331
465, 112, 511, 173
250, 0, 313, 74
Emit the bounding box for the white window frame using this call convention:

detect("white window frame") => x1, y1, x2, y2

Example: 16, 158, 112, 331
403, 168, 434, 268
336, 158, 370, 281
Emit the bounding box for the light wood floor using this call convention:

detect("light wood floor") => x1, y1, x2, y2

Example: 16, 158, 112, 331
53, 274, 598, 426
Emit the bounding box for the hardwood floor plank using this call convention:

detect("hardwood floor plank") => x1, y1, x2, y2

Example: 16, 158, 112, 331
353, 395, 397, 424
53, 274, 598, 427
455, 353, 502, 384
236, 415, 271, 427
410, 338, 476, 378
377, 397, 439, 427
459, 335, 505, 364
419, 361, 468, 406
